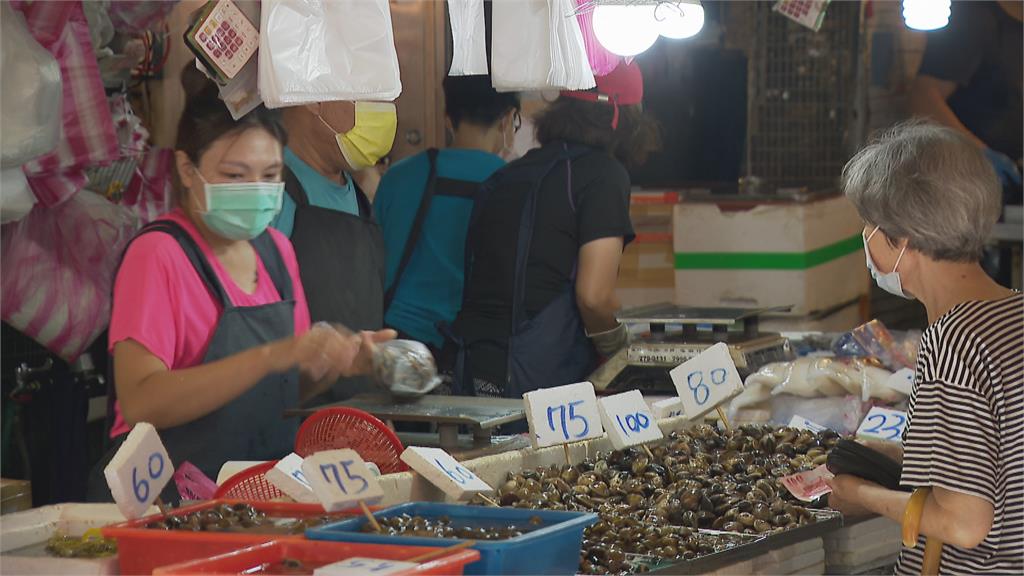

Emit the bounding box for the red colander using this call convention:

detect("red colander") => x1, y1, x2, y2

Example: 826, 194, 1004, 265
213, 460, 285, 501
294, 407, 407, 474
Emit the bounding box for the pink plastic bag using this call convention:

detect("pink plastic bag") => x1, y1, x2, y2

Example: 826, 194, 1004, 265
174, 461, 218, 501
120, 148, 173, 224
575, 0, 622, 77
1, 191, 138, 361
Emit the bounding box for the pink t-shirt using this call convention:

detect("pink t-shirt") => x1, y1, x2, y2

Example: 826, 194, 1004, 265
108, 210, 311, 437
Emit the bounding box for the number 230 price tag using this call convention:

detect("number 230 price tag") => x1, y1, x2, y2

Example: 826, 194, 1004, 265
669, 342, 745, 421
523, 381, 604, 449
856, 406, 908, 442
103, 422, 173, 519
302, 449, 384, 512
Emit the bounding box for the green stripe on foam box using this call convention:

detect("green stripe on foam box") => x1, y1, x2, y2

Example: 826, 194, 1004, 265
675, 234, 864, 270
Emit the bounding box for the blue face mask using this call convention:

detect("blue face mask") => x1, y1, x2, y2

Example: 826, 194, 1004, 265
194, 170, 284, 241
864, 226, 914, 300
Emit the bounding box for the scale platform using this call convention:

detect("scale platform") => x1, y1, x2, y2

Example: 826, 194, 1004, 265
287, 394, 527, 457
591, 304, 793, 393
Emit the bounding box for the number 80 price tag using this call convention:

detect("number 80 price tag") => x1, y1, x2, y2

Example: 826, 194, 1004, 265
103, 422, 173, 519
669, 343, 745, 421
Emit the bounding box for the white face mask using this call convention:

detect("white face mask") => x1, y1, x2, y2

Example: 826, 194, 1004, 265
864, 226, 914, 300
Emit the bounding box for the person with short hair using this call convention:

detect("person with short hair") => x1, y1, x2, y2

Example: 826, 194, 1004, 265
826, 121, 1022, 575
374, 75, 520, 357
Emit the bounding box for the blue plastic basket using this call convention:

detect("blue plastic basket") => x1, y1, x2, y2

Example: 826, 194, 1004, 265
306, 502, 597, 576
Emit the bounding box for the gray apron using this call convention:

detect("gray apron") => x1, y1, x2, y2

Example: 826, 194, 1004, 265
87, 220, 299, 502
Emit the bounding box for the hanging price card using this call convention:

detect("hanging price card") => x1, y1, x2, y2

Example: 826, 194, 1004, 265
887, 368, 916, 397
314, 557, 417, 575
103, 422, 173, 519
598, 390, 664, 449
669, 343, 745, 421
523, 382, 604, 449
651, 397, 685, 420
302, 449, 384, 512
856, 406, 908, 442
787, 415, 827, 433
401, 446, 493, 500
265, 453, 318, 504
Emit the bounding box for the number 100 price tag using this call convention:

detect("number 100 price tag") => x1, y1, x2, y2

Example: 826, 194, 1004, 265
669, 342, 745, 421
302, 449, 384, 512
103, 422, 173, 519
598, 390, 664, 449
523, 381, 604, 449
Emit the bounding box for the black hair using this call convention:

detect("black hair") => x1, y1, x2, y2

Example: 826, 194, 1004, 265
535, 98, 660, 168
443, 75, 520, 129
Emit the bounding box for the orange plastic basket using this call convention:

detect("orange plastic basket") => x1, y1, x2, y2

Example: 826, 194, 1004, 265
213, 460, 285, 501
294, 407, 407, 473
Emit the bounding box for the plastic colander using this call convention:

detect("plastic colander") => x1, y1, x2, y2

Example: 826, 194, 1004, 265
213, 460, 285, 501
294, 407, 407, 473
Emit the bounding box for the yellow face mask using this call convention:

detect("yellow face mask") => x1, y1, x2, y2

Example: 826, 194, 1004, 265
318, 102, 397, 170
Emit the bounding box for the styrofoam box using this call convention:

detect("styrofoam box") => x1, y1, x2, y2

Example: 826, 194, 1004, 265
673, 195, 869, 316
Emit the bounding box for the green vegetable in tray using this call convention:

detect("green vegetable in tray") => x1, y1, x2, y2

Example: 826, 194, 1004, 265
46, 531, 118, 559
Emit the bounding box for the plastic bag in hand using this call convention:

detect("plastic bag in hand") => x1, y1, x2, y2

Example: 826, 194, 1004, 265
0, 1, 61, 168
371, 340, 441, 401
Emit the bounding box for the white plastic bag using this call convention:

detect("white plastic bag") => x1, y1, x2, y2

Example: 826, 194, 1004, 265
0, 1, 61, 168
448, 0, 488, 76
259, 0, 402, 107
492, 0, 595, 92
0, 169, 37, 224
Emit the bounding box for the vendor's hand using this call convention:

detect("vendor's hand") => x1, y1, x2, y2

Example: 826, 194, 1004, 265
983, 148, 1022, 187
824, 475, 877, 518
343, 329, 398, 377
283, 324, 353, 383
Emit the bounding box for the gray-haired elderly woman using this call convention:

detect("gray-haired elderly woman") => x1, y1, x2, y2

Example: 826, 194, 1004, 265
825, 122, 1022, 575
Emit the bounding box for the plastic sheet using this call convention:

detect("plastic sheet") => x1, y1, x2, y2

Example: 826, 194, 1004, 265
448, 0, 488, 76
258, 0, 402, 107
491, 0, 595, 92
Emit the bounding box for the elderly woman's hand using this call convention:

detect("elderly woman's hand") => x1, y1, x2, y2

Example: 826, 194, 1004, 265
825, 475, 878, 518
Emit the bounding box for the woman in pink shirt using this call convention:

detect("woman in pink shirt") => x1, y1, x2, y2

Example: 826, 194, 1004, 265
88, 67, 394, 500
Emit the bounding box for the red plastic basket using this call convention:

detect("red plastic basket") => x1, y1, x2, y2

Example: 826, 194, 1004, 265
294, 407, 407, 473
213, 460, 285, 501
101, 500, 359, 575
153, 539, 480, 575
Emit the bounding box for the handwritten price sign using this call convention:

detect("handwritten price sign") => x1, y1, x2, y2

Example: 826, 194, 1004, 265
315, 557, 417, 575
651, 397, 684, 420
788, 415, 827, 433
598, 390, 664, 449
856, 406, 908, 442
523, 382, 604, 449
103, 422, 173, 519
302, 449, 384, 511
401, 446, 492, 500
669, 343, 744, 421
265, 452, 318, 504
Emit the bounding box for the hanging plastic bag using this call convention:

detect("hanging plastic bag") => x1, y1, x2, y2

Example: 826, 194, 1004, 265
259, 0, 402, 107
1, 190, 139, 362
1, 169, 37, 224
448, 0, 488, 76
492, 0, 595, 92
0, 2, 62, 169
574, 0, 621, 76
108, 0, 180, 35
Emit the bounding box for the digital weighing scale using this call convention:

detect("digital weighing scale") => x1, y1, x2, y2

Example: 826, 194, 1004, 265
590, 304, 794, 393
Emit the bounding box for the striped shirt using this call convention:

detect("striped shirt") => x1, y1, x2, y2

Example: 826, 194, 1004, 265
896, 293, 1023, 575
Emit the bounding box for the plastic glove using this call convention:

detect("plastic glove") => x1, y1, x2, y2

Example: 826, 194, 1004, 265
588, 323, 628, 356
983, 148, 1022, 187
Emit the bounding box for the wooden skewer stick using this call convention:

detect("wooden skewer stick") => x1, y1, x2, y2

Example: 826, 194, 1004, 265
155, 497, 171, 518
563, 443, 572, 465
359, 500, 382, 533
478, 494, 501, 507
409, 539, 477, 563
716, 406, 732, 431
642, 444, 655, 459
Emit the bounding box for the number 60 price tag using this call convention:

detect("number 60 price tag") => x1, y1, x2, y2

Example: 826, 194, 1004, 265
400, 446, 492, 500
669, 343, 745, 421
302, 449, 384, 512
103, 422, 173, 519
523, 381, 604, 449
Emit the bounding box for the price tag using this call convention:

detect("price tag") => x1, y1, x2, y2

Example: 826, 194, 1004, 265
301, 449, 384, 512
103, 422, 173, 519
856, 406, 908, 442
314, 557, 417, 575
787, 415, 827, 433
400, 446, 493, 499
651, 397, 685, 420
669, 343, 745, 421
523, 381, 604, 449
887, 368, 915, 397
598, 390, 664, 449
265, 453, 318, 504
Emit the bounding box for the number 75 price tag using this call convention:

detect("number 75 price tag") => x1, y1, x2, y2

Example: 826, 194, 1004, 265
302, 449, 384, 512
523, 381, 604, 449
669, 343, 744, 421
103, 422, 173, 519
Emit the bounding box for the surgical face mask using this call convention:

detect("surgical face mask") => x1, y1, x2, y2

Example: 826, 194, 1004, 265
194, 169, 284, 241
318, 102, 397, 170
863, 226, 914, 300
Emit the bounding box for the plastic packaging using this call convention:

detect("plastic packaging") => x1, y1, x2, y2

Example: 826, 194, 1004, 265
448, 0, 488, 76
832, 319, 919, 371
373, 340, 442, 400
574, 0, 622, 76
491, 0, 596, 92
258, 0, 402, 107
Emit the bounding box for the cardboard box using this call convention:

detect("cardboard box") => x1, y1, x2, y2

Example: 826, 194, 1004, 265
616, 197, 676, 309
673, 195, 869, 315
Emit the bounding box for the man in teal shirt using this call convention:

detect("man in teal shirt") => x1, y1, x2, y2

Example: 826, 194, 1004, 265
374, 76, 520, 354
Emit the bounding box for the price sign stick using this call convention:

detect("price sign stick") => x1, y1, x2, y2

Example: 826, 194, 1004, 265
716, 406, 732, 431
478, 494, 500, 507
563, 443, 572, 466
359, 500, 382, 532
642, 445, 655, 460
408, 540, 477, 563
154, 497, 171, 518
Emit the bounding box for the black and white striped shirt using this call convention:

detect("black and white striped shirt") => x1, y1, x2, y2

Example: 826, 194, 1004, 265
897, 293, 1023, 575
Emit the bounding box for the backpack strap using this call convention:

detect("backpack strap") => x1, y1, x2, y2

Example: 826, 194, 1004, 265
384, 148, 440, 311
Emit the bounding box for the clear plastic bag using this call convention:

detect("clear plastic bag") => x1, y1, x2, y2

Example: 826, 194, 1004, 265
832, 319, 919, 371
371, 340, 442, 401
448, 0, 488, 76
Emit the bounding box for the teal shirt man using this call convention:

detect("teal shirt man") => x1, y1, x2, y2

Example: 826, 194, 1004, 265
271, 147, 358, 237
374, 149, 505, 347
